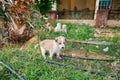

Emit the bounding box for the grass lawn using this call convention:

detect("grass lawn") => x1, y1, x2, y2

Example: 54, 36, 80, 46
0, 23, 120, 80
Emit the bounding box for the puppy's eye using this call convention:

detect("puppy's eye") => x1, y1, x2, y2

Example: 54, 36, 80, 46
59, 43, 61, 45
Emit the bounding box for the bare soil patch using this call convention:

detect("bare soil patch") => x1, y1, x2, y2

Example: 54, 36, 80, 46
64, 49, 115, 59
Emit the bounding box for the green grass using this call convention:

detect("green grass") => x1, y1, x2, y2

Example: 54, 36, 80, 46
0, 23, 120, 80
0, 47, 118, 80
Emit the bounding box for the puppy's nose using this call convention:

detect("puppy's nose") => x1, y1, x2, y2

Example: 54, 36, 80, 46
62, 47, 64, 49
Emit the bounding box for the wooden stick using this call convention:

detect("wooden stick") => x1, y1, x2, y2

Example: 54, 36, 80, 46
26, 21, 34, 28
67, 39, 115, 45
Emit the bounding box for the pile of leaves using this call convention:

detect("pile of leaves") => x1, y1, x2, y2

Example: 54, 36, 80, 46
0, 0, 35, 44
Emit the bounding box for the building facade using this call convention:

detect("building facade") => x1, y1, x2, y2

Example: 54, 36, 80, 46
57, 0, 120, 20
54, 0, 120, 27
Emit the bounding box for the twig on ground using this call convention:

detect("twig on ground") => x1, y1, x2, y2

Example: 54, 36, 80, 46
67, 39, 115, 45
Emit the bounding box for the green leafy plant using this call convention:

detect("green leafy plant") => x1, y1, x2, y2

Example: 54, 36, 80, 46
0, 4, 10, 21
34, 0, 58, 15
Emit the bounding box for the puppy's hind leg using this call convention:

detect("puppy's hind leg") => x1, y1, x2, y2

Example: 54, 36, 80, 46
40, 47, 46, 59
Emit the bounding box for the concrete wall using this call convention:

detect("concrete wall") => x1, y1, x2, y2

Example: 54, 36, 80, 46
57, 0, 71, 11
111, 0, 120, 10
57, 19, 120, 27
56, 0, 120, 27
57, 0, 96, 11
57, 0, 120, 11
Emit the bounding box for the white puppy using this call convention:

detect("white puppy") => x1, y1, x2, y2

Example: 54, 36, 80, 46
40, 36, 66, 59
54, 23, 61, 32
61, 24, 67, 32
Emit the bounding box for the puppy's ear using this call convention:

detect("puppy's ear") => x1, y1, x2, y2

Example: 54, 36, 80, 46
65, 38, 67, 42
55, 37, 58, 42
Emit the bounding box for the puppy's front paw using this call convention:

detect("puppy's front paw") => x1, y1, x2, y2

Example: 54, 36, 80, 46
56, 53, 61, 59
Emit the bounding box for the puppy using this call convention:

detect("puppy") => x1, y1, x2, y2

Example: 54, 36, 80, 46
40, 36, 66, 59
61, 24, 67, 32
54, 23, 61, 32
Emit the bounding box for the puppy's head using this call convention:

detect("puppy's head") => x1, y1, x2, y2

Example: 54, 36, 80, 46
55, 36, 66, 49
62, 24, 66, 29
57, 23, 61, 27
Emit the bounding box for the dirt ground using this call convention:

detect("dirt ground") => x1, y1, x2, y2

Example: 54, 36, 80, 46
94, 28, 120, 38
63, 28, 120, 60
64, 49, 115, 59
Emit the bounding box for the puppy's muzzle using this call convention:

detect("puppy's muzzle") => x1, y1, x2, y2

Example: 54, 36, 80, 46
61, 47, 65, 49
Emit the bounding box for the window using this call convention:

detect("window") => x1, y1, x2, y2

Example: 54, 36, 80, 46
99, 0, 112, 9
